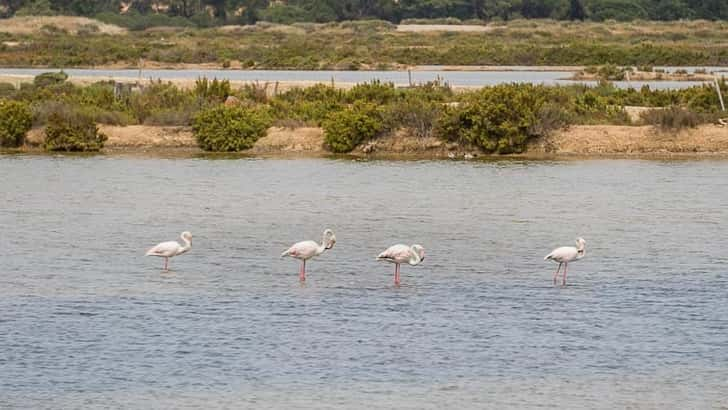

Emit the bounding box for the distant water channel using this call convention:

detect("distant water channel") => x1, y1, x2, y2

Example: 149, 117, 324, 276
1, 155, 727, 408
0, 67, 718, 90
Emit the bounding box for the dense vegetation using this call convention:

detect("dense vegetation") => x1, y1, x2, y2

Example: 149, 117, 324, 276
0, 99, 32, 146
43, 109, 107, 151
0, 73, 725, 153
1, 19, 727, 69
193, 104, 271, 151
1, 0, 726, 25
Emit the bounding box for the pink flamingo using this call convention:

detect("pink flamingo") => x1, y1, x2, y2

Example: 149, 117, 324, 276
377, 244, 425, 285
281, 229, 336, 282
544, 237, 586, 285
145, 231, 192, 271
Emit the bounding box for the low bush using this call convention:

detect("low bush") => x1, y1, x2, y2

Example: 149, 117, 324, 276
270, 84, 345, 125
0, 99, 33, 147
597, 64, 627, 81
34, 71, 68, 88
383, 96, 441, 138
323, 102, 383, 153
346, 81, 398, 105
640, 106, 702, 130
129, 80, 197, 123
0, 83, 16, 98
436, 84, 550, 154
193, 105, 271, 151
529, 102, 573, 137
44, 110, 107, 151
194, 78, 231, 104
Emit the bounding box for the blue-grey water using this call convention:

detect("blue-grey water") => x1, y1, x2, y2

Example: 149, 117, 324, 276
1, 155, 727, 409
0, 68, 715, 90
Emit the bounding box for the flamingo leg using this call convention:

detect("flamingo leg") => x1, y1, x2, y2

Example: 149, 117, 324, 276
562, 263, 568, 286
164, 257, 168, 271
299, 259, 306, 282
394, 264, 400, 286
553, 263, 562, 284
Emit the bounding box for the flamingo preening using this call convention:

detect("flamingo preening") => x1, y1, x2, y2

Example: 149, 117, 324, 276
145, 231, 192, 271
281, 229, 336, 282
377, 244, 425, 286
544, 237, 586, 286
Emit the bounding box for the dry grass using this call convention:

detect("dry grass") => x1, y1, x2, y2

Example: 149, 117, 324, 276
396, 24, 494, 33
0, 16, 126, 35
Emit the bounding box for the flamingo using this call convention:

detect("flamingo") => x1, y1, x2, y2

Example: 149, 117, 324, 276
145, 231, 192, 271
544, 237, 586, 286
377, 244, 425, 285
281, 229, 336, 282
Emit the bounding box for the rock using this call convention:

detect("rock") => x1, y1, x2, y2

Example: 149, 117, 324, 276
362, 141, 376, 153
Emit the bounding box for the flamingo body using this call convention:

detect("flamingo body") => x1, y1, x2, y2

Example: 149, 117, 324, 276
281, 229, 336, 281
377, 244, 424, 285
281, 240, 324, 260
146, 231, 192, 270
544, 237, 585, 285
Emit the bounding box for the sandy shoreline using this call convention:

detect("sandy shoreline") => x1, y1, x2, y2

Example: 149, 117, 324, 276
13, 123, 728, 159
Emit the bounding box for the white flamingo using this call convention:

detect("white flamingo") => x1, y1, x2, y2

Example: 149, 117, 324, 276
544, 237, 586, 286
377, 244, 425, 286
145, 231, 192, 271
281, 229, 336, 282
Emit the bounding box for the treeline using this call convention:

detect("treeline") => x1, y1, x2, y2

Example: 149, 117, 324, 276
1, 0, 727, 26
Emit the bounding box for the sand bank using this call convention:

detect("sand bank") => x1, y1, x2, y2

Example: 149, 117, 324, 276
18, 123, 728, 158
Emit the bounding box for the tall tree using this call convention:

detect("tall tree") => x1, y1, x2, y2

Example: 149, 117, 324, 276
568, 0, 584, 20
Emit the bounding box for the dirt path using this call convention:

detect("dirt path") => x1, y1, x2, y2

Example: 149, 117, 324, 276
529, 124, 728, 154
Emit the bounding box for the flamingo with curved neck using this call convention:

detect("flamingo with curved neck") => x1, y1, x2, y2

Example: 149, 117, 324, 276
377, 244, 425, 286
544, 237, 586, 286
281, 229, 336, 282
145, 231, 192, 271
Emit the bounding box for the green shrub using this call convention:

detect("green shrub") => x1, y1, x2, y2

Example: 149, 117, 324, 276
34, 71, 68, 88
346, 81, 398, 105
193, 105, 271, 151
194, 78, 231, 104
383, 96, 441, 138
44, 111, 107, 152
323, 102, 383, 153
0, 100, 33, 147
130, 80, 196, 123
597, 64, 627, 81
0, 83, 15, 98
530, 102, 573, 137
270, 84, 345, 125
436, 84, 550, 154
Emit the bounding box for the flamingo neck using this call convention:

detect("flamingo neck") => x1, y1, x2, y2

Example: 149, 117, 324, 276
408, 248, 422, 265
316, 233, 330, 255
178, 237, 191, 255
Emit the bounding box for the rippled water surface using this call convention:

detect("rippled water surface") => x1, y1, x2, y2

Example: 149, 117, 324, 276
1, 156, 727, 409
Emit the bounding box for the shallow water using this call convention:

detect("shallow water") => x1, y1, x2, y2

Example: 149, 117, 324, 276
0, 68, 711, 90
1, 156, 727, 409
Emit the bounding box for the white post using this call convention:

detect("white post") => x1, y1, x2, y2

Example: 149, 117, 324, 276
715, 77, 726, 112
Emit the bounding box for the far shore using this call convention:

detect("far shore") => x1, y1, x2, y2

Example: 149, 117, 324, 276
11, 123, 728, 159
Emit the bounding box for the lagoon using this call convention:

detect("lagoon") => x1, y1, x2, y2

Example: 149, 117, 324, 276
1, 156, 727, 408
